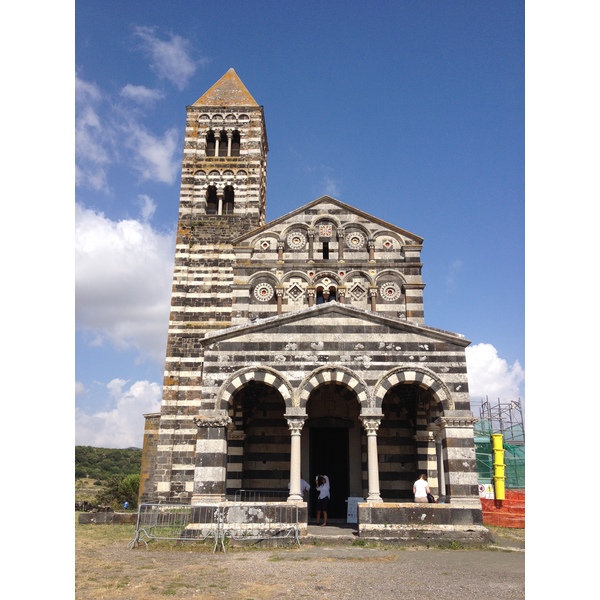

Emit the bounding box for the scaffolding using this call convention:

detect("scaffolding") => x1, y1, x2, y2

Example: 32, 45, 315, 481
473, 398, 525, 489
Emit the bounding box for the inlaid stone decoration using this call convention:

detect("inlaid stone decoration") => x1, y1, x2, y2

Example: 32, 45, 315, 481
139, 69, 482, 539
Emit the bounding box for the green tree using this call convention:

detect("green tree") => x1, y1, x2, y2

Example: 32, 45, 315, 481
97, 474, 140, 509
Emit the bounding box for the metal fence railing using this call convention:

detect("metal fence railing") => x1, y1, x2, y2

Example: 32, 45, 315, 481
232, 489, 289, 502
129, 502, 300, 552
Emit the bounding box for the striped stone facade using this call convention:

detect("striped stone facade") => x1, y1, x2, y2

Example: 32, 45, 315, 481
139, 69, 481, 518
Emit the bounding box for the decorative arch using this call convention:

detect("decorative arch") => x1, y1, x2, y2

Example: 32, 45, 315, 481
218, 366, 294, 410
298, 365, 371, 410
373, 366, 454, 411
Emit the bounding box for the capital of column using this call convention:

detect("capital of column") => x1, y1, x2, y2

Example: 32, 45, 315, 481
285, 414, 307, 435
359, 416, 381, 434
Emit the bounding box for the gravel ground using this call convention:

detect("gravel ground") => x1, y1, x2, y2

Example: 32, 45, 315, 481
75, 524, 524, 600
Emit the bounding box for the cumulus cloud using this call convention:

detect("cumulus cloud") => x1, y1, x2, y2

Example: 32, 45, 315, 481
466, 342, 525, 404
132, 25, 206, 90
75, 379, 162, 448
75, 203, 174, 363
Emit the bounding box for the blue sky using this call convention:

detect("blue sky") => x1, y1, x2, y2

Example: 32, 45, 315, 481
73, 1, 527, 448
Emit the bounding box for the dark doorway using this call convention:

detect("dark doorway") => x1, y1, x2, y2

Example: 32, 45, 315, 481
309, 427, 349, 519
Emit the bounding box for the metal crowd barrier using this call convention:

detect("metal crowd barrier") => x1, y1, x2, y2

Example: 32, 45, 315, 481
222, 503, 300, 547
129, 502, 300, 552
233, 489, 289, 502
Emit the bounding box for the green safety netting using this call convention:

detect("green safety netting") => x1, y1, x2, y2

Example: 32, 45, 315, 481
474, 438, 525, 488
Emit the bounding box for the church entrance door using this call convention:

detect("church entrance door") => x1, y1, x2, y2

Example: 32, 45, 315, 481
309, 427, 349, 519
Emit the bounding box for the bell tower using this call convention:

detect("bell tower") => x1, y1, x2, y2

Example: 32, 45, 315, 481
143, 71, 268, 503
178, 68, 268, 234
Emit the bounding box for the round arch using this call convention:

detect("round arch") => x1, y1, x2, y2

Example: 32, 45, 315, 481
373, 366, 454, 411
218, 366, 294, 410
298, 365, 371, 410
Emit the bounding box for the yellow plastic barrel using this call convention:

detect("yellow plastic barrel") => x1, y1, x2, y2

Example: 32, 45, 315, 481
494, 476, 506, 500
491, 433, 503, 450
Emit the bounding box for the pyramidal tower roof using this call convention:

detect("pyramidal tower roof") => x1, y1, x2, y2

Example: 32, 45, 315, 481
193, 68, 259, 107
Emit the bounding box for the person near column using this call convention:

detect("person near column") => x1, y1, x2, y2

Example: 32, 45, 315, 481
288, 478, 311, 497
413, 473, 430, 503
315, 474, 330, 526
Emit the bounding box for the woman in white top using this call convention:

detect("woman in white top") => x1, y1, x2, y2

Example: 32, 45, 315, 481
413, 473, 430, 503
315, 475, 330, 526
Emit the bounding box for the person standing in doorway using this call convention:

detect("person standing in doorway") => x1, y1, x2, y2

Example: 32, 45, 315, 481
413, 473, 430, 503
315, 474, 330, 526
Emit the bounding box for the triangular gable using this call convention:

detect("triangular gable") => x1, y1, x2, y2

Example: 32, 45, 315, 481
193, 68, 258, 107
202, 302, 469, 347
231, 195, 423, 245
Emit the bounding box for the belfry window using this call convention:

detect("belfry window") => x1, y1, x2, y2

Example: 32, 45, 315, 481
218, 131, 228, 157
223, 186, 235, 214
322, 242, 330, 260
205, 131, 216, 156
206, 186, 218, 214
231, 131, 241, 156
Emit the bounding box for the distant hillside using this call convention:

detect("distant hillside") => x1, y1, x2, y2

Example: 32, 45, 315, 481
75, 446, 142, 481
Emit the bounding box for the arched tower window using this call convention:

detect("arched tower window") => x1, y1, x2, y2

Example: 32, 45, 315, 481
231, 130, 241, 156
205, 131, 216, 156
218, 131, 228, 157
223, 186, 235, 214
206, 186, 218, 214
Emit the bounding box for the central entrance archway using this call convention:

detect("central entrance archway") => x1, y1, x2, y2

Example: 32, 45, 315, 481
304, 381, 362, 520
309, 422, 350, 518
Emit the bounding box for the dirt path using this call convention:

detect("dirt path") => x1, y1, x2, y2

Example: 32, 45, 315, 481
76, 525, 524, 599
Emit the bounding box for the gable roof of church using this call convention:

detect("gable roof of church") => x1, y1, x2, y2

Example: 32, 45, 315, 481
201, 301, 469, 347
232, 195, 424, 244
192, 68, 259, 107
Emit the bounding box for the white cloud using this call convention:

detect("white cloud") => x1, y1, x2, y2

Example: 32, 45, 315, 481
75, 76, 112, 191
120, 84, 164, 103
75, 203, 174, 364
75, 379, 161, 448
137, 194, 157, 221
466, 342, 525, 404
133, 25, 206, 90
122, 122, 180, 184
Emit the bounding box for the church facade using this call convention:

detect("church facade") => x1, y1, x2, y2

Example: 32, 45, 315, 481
139, 69, 481, 526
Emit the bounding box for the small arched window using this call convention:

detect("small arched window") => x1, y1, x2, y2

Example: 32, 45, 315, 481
206, 186, 218, 214
223, 186, 235, 214
205, 131, 216, 156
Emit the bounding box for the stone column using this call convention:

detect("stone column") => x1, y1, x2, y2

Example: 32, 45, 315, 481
337, 228, 345, 261
368, 239, 375, 262
217, 189, 224, 215
276, 287, 284, 315
277, 241, 284, 262
226, 130, 232, 156
337, 287, 346, 304
307, 287, 315, 307
369, 288, 378, 312
307, 229, 315, 262
191, 412, 232, 503
360, 413, 383, 502
285, 414, 306, 502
